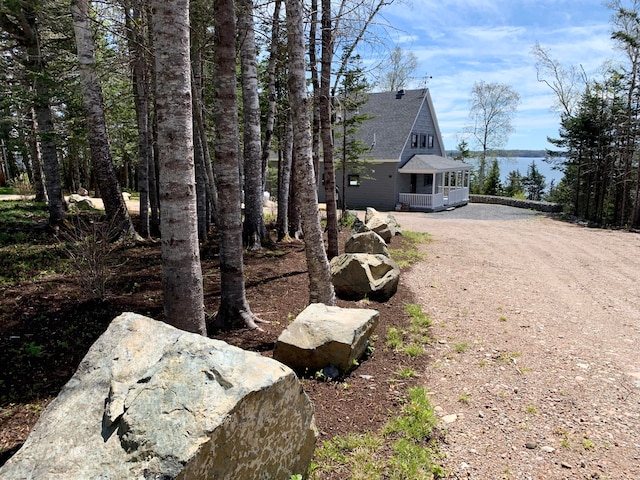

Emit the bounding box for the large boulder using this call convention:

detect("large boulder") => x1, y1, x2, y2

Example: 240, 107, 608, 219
364, 208, 400, 243
345, 230, 390, 257
273, 303, 379, 372
0, 313, 317, 480
330, 253, 400, 301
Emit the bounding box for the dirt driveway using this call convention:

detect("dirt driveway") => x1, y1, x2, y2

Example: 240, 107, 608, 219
395, 204, 640, 479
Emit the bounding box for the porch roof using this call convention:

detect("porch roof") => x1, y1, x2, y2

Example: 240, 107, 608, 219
397, 154, 472, 174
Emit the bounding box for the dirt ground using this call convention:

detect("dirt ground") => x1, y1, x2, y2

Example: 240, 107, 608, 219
1, 201, 640, 479
395, 205, 640, 479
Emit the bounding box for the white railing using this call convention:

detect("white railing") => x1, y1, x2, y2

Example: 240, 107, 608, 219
398, 192, 444, 208
445, 187, 469, 205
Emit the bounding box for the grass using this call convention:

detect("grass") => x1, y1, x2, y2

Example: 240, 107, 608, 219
311, 386, 446, 479
454, 342, 469, 353
384, 304, 433, 357
389, 231, 431, 267
395, 366, 418, 379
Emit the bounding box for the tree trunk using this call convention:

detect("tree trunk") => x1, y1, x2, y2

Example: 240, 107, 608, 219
260, 0, 282, 194
151, 0, 206, 334
72, 0, 137, 239
285, 0, 336, 305
277, 118, 293, 241
28, 108, 48, 203
321, 0, 339, 259
309, 0, 321, 183
125, 0, 152, 238
238, 0, 267, 249
211, 0, 261, 330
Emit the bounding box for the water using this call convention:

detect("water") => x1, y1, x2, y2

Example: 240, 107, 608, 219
469, 157, 565, 188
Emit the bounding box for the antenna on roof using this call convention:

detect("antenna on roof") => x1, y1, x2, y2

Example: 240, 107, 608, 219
420, 74, 433, 90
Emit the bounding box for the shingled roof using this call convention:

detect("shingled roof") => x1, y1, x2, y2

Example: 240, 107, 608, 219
355, 88, 445, 162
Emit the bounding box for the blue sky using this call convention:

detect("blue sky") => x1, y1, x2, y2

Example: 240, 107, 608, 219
368, 0, 620, 151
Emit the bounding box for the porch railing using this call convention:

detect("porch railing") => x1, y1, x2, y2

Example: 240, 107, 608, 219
398, 192, 444, 209
443, 187, 469, 205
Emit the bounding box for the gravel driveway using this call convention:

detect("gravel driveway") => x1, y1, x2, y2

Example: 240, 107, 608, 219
394, 203, 640, 479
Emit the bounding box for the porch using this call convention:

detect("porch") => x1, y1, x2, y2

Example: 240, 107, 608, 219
397, 154, 472, 211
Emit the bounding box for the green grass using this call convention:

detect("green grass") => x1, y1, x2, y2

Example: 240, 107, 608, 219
384, 304, 433, 357
395, 366, 418, 379
389, 231, 431, 267
311, 386, 446, 479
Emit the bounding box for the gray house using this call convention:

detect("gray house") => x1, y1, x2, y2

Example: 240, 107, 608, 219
319, 88, 471, 212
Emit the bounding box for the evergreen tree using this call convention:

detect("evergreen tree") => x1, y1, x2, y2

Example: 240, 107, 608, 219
503, 170, 524, 197
482, 158, 502, 195
522, 161, 546, 201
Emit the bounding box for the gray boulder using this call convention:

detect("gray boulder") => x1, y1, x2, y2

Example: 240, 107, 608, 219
345, 230, 390, 257
68, 193, 95, 211
273, 303, 379, 371
0, 312, 317, 480
330, 253, 400, 301
364, 208, 400, 243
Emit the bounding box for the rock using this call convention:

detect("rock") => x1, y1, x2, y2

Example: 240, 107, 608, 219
330, 253, 400, 301
442, 414, 458, 424
122, 191, 131, 201
345, 231, 390, 256
351, 217, 370, 234
525, 441, 538, 449
76, 187, 89, 196
0, 312, 317, 480
68, 193, 95, 210
364, 208, 400, 243
541, 445, 555, 453
273, 303, 379, 372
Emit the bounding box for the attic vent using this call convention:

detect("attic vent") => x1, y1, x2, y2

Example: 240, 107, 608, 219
395, 89, 405, 99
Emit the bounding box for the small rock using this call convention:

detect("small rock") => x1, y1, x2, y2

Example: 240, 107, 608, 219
560, 462, 572, 469
541, 446, 555, 453
434, 406, 444, 414
359, 374, 373, 380
460, 462, 470, 469
322, 365, 340, 380
575, 375, 586, 382
525, 442, 537, 450
442, 414, 458, 424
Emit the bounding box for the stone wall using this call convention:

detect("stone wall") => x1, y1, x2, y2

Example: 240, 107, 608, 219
469, 195, 563, 213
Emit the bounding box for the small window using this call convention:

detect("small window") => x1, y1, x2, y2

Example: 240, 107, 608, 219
348, 174, 360, 186
411, 133, 418, 148
420, 134, 427, 148
428, 134, 434, 148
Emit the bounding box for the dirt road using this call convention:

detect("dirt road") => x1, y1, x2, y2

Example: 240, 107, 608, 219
395, 204, 640, 479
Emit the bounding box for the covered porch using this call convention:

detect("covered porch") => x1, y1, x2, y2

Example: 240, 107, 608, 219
397, 155, 472, 211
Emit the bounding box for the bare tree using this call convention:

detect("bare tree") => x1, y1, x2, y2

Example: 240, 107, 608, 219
532, 42, 583, 117
150, 0, 206, 334
285, 0, 336, 305
468, 81, 520, 189
377, 46, 418, 92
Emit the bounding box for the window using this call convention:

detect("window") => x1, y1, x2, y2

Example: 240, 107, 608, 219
420, 134, 427, 148
428, 134, 434, 148
348, 174, 360, 186
411, 133, 418, 148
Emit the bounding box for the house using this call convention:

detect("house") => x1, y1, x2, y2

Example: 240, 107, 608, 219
319, 88, 471, 212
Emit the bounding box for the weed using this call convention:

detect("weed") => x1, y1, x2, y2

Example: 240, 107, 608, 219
583, 437, 595, 450
458, 393, 470, 404
389, 231, 431, 267
478, 359, 487, 367
386, 327, 403, 350
23, 341, 44, 358
498, 315, 508, 322
525, 405, 538, 414
455, 342, 469, 353
402, 343, 425, 357
395, 366, 418, 379
384, 386, 438, 441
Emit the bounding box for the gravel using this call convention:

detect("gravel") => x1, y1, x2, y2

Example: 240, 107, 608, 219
393, 203, 640, 479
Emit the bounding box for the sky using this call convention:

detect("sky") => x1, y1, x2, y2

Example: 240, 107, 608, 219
368, 0, 622, 151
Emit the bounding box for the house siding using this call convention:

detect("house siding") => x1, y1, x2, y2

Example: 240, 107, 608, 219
319, 161, 399, 211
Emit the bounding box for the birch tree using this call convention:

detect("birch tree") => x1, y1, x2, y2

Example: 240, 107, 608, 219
151, 0, 206, 334
285, 0, 336, 305
468, 81, 520, 190
71, 0, 138, 239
